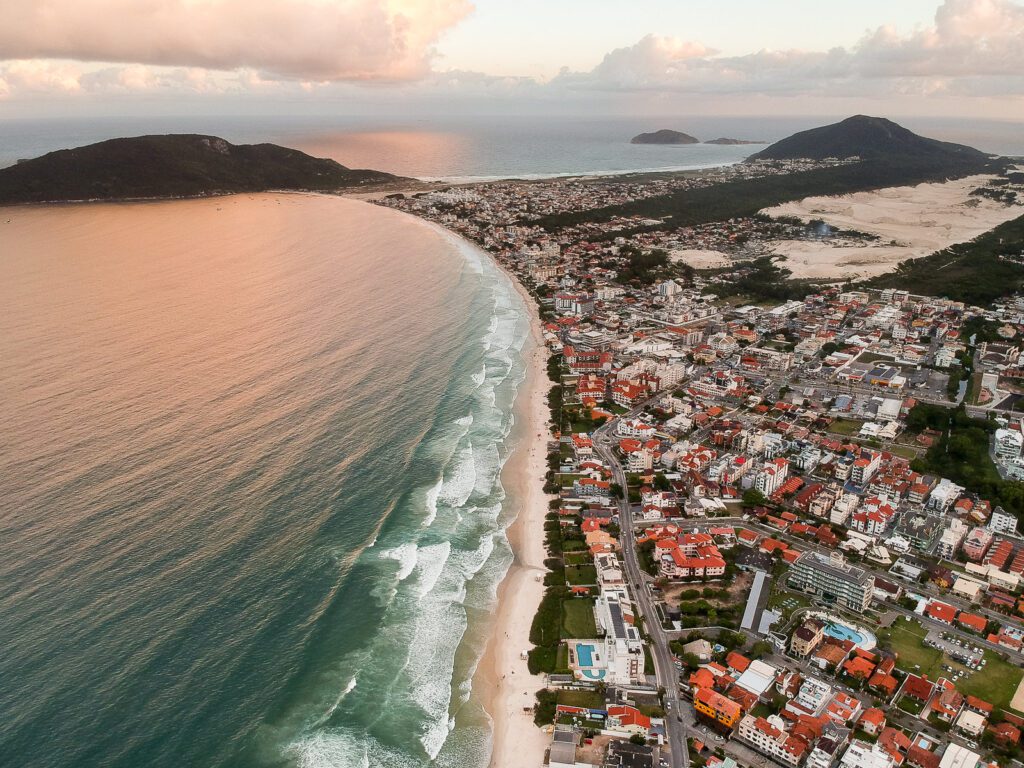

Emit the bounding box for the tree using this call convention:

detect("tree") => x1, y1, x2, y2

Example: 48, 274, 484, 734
742, 489, 767, 507
750, 641, 773, 659
630, 734, 647, 745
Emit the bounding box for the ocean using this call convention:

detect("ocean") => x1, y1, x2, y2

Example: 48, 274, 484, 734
0, 194, 532, 768
2, 114, 1023, 179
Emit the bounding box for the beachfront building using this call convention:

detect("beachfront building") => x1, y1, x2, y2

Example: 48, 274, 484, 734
594, 592, 645, 685
788, 551, 873, 612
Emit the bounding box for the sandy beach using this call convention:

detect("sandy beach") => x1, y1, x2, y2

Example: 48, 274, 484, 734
477, 272, 553, 768
762, 173, 1024, 280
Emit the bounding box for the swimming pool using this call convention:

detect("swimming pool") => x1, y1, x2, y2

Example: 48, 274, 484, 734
577, 643, 596, 667
825, 623, 864, 644
807, 611, 877, 651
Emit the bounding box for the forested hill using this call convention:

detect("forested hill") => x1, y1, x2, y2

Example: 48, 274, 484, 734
0, 135, 404, 204
748, 115, 988, 164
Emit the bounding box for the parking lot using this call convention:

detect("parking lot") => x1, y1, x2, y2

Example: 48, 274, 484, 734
925, 629, 986, 670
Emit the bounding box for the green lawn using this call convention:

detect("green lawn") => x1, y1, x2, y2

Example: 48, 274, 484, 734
564, 552, 591, 566
956, 650, 1024, 712
555, 643, 571, 674
830, 418, 866, 436
767, 590, 810, 621
562, 598, 598, 638
557, 689, 605, 709
565, 564, 598, 586
885, 443, 920, 460
885, 618, 1023, 711
885, 617, 943, 676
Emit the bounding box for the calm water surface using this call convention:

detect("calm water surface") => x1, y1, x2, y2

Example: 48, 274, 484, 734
0, 194, 530, 768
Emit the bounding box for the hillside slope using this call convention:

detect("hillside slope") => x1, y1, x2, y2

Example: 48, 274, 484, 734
0, 135, 403, 204
748, 115, 988, 164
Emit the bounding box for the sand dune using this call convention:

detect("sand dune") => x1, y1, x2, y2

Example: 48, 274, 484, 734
763, 174, 1023, 280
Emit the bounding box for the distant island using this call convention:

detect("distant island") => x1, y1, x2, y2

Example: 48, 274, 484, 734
0, 134, 403, 204
630, 129, 699, 145
704, 138, 767, 145
748, 114, 990, 163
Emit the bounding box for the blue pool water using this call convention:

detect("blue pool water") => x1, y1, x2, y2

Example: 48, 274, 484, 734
577, 644, 596, 667
825, 623, 863, 644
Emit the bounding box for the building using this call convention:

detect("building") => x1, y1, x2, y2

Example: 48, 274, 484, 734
791, 618, 826, 657
851, 451, 882, 487
693, 687, 743, 731
594, 592, 645, 684
737, 715, 808, 767
754, 457, 790, 496
938, 744, 982, 768
995, 428, 1023, 462
990, 506, 1018, 536
963, 527, 994, 561
840, 739, 896, 768
788, 551, 873, 611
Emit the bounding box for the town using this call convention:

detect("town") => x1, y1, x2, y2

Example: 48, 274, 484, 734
379, 165, 1024, 768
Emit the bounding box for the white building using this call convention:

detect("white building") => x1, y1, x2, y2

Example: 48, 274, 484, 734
754, 457, 789, 496
839, 740, 895, 768
990, 507, 1019, 536
995, 428, 1024, 463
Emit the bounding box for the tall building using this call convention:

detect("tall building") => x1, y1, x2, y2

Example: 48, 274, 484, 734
788, 551, 872, 611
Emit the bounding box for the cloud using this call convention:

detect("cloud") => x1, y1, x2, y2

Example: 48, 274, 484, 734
554, 0, 1024, 98
0, 0, 472, 81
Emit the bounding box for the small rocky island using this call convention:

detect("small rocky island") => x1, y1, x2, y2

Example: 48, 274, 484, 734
704, 137, 767, 145
630, 129, 699, 145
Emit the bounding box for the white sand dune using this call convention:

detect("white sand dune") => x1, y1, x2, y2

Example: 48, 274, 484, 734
669, 247, 732, 269
763, 174, 1023, 280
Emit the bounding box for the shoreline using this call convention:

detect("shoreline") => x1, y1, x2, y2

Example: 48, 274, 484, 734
408, 212, 553, 767
477, 261, 552, 768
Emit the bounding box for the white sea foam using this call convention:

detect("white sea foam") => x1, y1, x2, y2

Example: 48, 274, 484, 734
288, 729, 423, 768
380, 542, 418, 581
421, 477, 443, 528
438, 443, 476, 508
470, 364, 486, 388
414, 541, 452, 598
454, 412, 475, 427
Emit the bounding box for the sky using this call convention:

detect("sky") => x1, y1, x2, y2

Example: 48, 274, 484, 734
0, 0, 1022, 119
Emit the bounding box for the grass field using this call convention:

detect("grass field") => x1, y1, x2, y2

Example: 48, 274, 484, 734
557, 689, 606, 709
885, 617, 943, 675
565, 565, 598, 586
885, 443, 920, 460
562, 598, 598, 638
829, 418, 866, 436
884, 617, 1024, 710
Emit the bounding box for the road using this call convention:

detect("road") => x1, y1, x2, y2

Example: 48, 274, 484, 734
592, 402, 690, 768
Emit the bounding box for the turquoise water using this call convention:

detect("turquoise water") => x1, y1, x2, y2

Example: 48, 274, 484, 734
825, 624, 864, 644
0, 194, 532, 768
577, 644, 596, 667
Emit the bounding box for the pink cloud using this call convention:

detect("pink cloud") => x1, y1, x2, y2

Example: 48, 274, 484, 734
0, 0, 473, 81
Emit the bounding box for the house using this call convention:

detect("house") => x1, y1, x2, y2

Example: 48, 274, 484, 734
956, 612, 988, 634
606, 705, 651, 736
924, 600, 957, 625
900, 674, 935, 705
859, 708, 886, 736
954, 708, 987, 738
